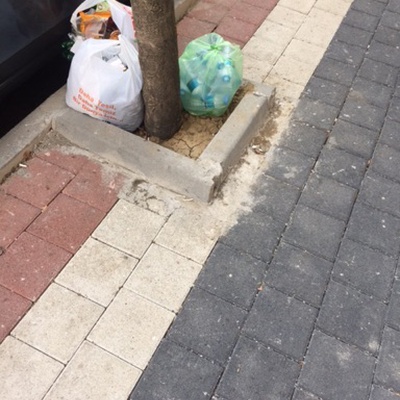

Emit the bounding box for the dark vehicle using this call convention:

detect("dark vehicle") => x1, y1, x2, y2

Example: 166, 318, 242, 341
0, 0, 131, 136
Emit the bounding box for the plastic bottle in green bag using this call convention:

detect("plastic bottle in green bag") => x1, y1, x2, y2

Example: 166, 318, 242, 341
179, 33, 243, 117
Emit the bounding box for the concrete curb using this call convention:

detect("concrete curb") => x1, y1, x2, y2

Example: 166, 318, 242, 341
53, 81, 274, 202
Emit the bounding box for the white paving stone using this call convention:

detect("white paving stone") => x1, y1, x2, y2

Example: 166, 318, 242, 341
155, 206, 223, 264
254, 20, 297, 48
272, 55, 317, 86
278, 0, 317, 15
243, 37, 287, 65
0, 337, 63, 400
314, 0, 351, 16
44, 341, 141, 400
267, 5, 307, 30
56, 237, 138, 307
12, 283, 104, 363
264, 70, 304, 101
88, 288, 175, 369
282, 38, 325, 65
125, 243, 202, 312
92, 199, 166, 258
243, 56, 273, 82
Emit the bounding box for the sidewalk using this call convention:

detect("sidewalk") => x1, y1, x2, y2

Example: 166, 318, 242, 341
2, 0, 400, 399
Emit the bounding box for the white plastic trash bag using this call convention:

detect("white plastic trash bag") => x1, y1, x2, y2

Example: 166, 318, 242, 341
66, 35, 144, 131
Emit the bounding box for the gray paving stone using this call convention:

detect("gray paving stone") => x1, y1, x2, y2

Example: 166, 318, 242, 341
252, 174, 300, 222
349, 76, 393, 110
387, 277, 400, 331
380, 119, 400, 152
358, 57, 398, 87
166, 287, 247, 365
359, 171, 400, 218
370, 385, 400, 400
279, 121, 328, 158
292, 388, 321, 400
333, 24, 373, 49
340, 98, 387, 132
314, 146, 367, 189
303, 76, 348, 108
351, 0, 386, 16
243, 287, 317, 360
265, 146, 315, 188
371, 144, 400, 184
346, 202, 400, 257
374, 24, 400, 47
299, 331, 375, 400
299, 173, 357, 221
314, 58, 357, 86
220, 211, 285, 263
328, 119, 378, 159
284, 205, 346, 261
317, 281, 386, 354
267, 242, 333, 307
326, 40, 365, 67
342, 9, 380, 32
375, 327, 400, 392
196, 242, 266, 310
367, 40, 400, 68
381, 9, 400, 30
333, 238, 397, 302
129, 340, 222, 400
216, 336, 300, 400
387, 0, 400, 12
291, 97, 339, 131
387, 96, 400, 123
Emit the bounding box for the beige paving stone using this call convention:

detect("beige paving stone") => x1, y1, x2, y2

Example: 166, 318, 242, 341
12, 283, 104, 363
282, 38, 325, 66
155, 206, 223, 264
267, 5, 307, 31
0, 337, 63, 400
272, 55, 317, 87
314, 0, 351, 16
92, 199, 166, 258
278, 0, 317, 15
243, 37, 287, 65
56, 237, 138, 307
243, 56, 273, 82
44, 341, 141, 400
254, 20, 297, 49
294, 19, 338, 48
88, 288, 174, 369
308, 7, 343, 26
125, 244, 202, 312
264, 70, 304, 102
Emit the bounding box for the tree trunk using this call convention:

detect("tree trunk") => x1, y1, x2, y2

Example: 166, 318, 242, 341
130, 0, 182, 139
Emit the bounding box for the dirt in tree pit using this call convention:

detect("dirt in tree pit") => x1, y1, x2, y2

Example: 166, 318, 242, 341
136, 82, 258, 159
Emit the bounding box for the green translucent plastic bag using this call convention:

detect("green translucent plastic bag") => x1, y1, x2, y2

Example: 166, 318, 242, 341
179, 33, 243, 117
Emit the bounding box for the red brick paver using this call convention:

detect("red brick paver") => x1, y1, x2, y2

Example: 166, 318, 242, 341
177, 17, 217, 40
0, 192, 40, 250
215, 15, 258, 43
63, 161, 125, 213
37, 150, 89, 174
242, 0, 279, 10
0, 232, 72, 301
228, 2, 271, 26
2, 157, 74, 209
187, 0, 230, 24
27, 194, 106, 253
0, 286, 31, 342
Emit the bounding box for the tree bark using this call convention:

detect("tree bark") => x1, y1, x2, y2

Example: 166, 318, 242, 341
130, 0, 182, 139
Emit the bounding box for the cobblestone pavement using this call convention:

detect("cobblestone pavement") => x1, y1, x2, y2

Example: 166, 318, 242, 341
1, 0, 400, 399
